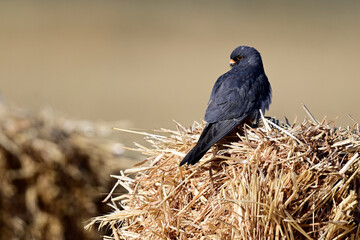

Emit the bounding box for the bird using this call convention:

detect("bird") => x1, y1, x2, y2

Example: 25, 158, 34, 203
180, 46, 272, 166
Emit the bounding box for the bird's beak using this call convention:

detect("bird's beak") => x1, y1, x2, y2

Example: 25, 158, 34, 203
229, 59, 236, 67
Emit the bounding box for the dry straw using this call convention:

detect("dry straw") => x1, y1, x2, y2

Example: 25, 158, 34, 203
87, 110, 360, 239
0, 103, 134, 240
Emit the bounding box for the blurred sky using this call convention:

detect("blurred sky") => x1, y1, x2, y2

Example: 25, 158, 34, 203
1, 0, 360, 131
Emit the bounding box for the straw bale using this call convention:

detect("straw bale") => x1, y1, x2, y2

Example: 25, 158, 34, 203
0, 103, 136, 240
87, 114, 360, 239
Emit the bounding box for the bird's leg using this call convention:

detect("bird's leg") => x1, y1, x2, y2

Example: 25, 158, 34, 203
211, 144, 218, 158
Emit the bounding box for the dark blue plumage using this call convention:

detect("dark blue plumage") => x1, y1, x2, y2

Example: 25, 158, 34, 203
180, 46, 272, 166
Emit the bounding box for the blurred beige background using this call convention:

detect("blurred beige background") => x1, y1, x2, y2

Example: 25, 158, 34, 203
1, 0, 360, 133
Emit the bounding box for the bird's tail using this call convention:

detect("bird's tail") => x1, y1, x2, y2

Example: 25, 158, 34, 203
180, 120, 239, 166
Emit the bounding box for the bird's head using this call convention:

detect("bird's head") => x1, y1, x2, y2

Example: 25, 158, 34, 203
229, 46, 263, 69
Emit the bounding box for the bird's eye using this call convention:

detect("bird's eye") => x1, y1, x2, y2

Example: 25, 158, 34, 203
236, 56, 243, 61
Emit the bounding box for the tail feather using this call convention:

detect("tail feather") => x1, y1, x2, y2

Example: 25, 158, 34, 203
180, 120, 240, 166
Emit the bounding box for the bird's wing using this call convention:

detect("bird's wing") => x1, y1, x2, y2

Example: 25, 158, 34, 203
204, 70, 270, 123
179, 119, 240, 165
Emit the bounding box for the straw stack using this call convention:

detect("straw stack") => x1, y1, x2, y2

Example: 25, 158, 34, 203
0, 103, 135, 240
87, 113, 360, 239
